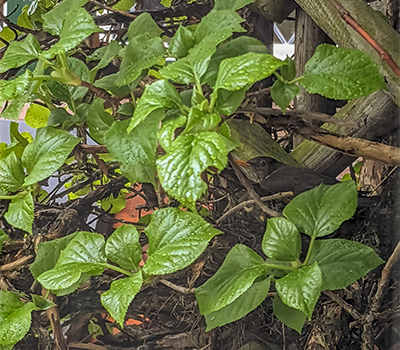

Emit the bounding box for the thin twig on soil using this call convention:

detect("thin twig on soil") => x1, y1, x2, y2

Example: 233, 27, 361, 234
0, 255, 34, 272
159, 279, 195, 294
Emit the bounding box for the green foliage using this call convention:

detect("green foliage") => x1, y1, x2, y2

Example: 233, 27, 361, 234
197, 182, 384, 332
0, 0, 386, 341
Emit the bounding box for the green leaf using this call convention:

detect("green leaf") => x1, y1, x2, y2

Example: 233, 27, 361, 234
4, 192, 34, 234
184, 108, 220, 134
169, 25, 195, 58
309, 239, 384, 290
262, 217, 301, 261
25, 103, 51, 129
100, 273, 143, 327
31, 295, 56, 310
300, 44, 386, 100
158, 114, 186, 151
17, 5, 34, 30
204, 36, 268, 87
115, 36, 165, 86
195, 9, 245, 44
90, 40, 121, 72
117, 103, 135, 116
216, 88, 246, 116
214, 0, 254, 10
0, 230, 11, 252
196, 245, 267, 314
214, 53, 284, 93
127, 13, 163, 40
218, 122, 239, 152
0, 27, 16, 49
106, 225, 142, 271
0, 291, 36, 348
42, 0, 88, 35
143, 208, 222, 275
47, 108, 81, 129
0, 34, 41, 73
112, 0, 135, 11
37, 232, 107, 291
100, 192, 127, 214
105, 115, 162, 184
87, 99, 114, 144
128, 80, 182, 132
270, 80, 299, 112
0, 71, 31, 104
280, 56, 296, 81
22, 127, 80, 186
94, 74, 131, 97
204, 277, 270, 331
156, 131, 227, 205
273, 294, 307, 334
43, 7, 101, 59
0, 152, 25, 192
160, 37, 217, 85
30, 232, 79, 279
283, 182, 358, 238
276, 262, 322, 319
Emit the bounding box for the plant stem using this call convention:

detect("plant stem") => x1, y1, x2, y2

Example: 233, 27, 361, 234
0, 190, 28, 200
288, 76, 304, 84
303, 234, 317, 265
209, 95, 217, 112
265, 263, 297, 272
273, 71, 285, 82
104, 263, 134, 277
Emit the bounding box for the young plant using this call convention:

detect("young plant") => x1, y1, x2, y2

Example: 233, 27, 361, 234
196, 181, 384, 332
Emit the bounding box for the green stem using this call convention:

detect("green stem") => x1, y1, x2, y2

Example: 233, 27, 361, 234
181, 104, 190, 114
31, 76, 61, 81
104, 263, 134, 277
195, 79, 204, 98
209, 95, 217, 112
303, 234, 317, 266
288, 76, 304, 84
265, 263, 297, 272
273, 71, 285, 82
38, 56, 54, 67
0, 190, 28, 200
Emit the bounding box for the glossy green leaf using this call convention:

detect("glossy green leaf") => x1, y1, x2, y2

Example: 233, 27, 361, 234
101, 273, 143, 327
17, 5, 34, 30
47, 108, 80, 129
37, 232, 107, 291
309, 239, 384, 290
281, 56, 296, 81
94, 74, 131, 97
204, 36, 268, 87
87, 99, 114, 144
216, 88, 246, 116
276, 262, 322, 319
43, 7, 101, 59
0, 34, 41, 73
283, 181, 357, 238
31, 295, 56, 311
0, 291, 36, 348
169, 25, 195, 58
195, 9, 245, 44
160, 38, 217, 85
262, 217, 301, 261
273, 294, 307, 334
117, 103, 135, 116
158, 114, 186, 151
218, 122, 239, 152
214, 53, 284, 94
270, 80, 299, 112
0, 71, 31, 104
144, 208, 222, 275
0, 152, 25, 192
25, 103, 51, 129
127, 12, 163, 40
184, 108, 220, 134
112, 0, 135, 10
196, 244, 267, 314
105, 114, 162, 184
0, 93, 30, 120
30, 232, 79, 279
214, 0, 254, 10
0, 27, 16, 49
4, 192, 34, 234
128, 80, 182, 132
204, 277, 270, 331
42, 0, 88, 35
156, 131, 227, 205
90, 40, 121, 72
106, 225, 142, 271
300, 44, 386, 100
115, 36, 165, 86
22, 127, 80, 186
